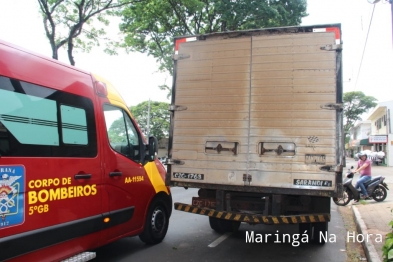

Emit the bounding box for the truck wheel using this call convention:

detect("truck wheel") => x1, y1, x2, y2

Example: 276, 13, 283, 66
333, 191, 351, 206
372, 185, 387, 202
139, 198, 169, 244
209, 217, 240, 233
313, 222, 328, 244
299, 223, 312, 240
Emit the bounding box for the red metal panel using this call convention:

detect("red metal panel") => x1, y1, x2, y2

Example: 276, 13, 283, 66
0, 40, 93, 98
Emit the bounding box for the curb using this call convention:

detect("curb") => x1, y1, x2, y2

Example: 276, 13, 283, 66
352, 205, 382, 262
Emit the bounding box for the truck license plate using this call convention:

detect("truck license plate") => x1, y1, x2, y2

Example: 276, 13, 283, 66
173, 172, 204, 180
305, 154, 326, 164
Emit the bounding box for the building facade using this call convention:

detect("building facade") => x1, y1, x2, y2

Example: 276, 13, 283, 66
366, 101, 393, 166
348, 121, 372, 157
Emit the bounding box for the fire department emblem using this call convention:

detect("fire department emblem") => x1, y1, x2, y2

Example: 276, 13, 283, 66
0, 166, 25, 229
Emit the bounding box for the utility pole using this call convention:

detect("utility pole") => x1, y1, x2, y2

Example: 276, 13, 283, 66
389, 0, 393, 45
147, 99, 151, 138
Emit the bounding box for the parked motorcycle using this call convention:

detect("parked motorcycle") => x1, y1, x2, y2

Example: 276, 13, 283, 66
333, 166, 389, 206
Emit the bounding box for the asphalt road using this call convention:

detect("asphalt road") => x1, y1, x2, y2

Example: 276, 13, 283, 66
94, 187, 347, 262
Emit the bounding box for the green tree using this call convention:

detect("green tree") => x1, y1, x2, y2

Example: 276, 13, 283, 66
38, 0, 138, 65
130, 101, 170, 141
119, 0, 308, 90
107, 117, 127, 143
343, 91, 378, 142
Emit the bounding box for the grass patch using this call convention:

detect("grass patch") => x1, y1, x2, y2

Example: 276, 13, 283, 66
338, 205, 367, 262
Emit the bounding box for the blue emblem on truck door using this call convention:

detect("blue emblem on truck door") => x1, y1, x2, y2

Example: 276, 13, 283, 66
0, 166, 25, 229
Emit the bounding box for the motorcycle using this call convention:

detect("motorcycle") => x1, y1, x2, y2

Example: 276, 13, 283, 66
333, 166, 389, 206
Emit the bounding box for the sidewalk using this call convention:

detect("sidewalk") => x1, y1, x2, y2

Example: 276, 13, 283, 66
345, 158, 393, 262
353, 203, 392, 262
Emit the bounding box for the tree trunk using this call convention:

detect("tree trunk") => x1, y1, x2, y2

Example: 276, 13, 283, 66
50, 40, 58, 60
67, 40, 75, 66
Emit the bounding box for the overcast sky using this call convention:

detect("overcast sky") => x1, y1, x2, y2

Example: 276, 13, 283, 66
0, 0, 392, 106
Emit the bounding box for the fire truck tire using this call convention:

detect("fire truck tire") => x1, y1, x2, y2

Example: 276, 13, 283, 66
312, 222, 328, 244
209, 217, 240, 233
139, 198, 169, 244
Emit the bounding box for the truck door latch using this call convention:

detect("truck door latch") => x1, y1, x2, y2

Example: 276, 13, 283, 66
243, 174, 252, 185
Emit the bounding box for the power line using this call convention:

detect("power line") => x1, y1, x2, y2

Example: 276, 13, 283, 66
355, 4, 376, 89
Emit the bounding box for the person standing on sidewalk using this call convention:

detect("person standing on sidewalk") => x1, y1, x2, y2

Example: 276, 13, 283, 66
353, 152, 372, 201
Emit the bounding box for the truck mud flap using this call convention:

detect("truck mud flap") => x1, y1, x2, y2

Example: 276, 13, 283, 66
174, 202, 330, 225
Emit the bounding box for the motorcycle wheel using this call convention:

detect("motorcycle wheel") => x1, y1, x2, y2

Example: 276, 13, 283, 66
333, 191, 351, 206
372, 185, 387, 202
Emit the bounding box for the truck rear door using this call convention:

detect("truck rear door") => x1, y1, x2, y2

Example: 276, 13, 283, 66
168, 25, 343, 196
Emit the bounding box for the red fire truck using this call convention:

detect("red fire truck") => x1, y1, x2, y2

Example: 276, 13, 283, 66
0, 39, 172, 261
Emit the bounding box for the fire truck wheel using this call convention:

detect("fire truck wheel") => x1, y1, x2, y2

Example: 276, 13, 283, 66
139, 198, 169, 244
209, 217, 240, 233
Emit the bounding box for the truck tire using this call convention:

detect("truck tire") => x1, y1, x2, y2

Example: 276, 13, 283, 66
299, 223, 312, 240
139, 198, 169, 244
209, 217, 240, 233
313, 222, 328, 244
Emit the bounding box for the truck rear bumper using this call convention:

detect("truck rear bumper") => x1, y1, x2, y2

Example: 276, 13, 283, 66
174, 202, 330, 225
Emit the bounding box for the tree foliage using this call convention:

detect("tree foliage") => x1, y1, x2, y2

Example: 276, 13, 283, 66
343, 91, 378, 135
107, 117, 127, 143
130, 101, 170, 141
38, 0, 139, 65
119, 0, 308, 79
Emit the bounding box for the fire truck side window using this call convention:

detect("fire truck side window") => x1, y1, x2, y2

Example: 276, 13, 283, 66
103, 104, 140, 162
0, 76, 97, 157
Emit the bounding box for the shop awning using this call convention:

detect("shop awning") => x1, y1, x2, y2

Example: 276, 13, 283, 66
359, 138, 372, 146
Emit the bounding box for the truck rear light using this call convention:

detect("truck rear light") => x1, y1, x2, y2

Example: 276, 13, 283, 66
104, 217, 110, 223
313, 27, 341, 44
174, 37, 197, 54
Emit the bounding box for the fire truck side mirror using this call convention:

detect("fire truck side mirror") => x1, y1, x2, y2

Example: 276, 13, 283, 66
146, 136, 158, 162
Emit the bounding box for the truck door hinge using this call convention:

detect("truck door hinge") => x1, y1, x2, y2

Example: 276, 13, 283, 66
320, 44, 342, 51
172, 53, 190, 61
166, 159, 185, 165
319, 165, 335, 172
169, 105, 187, 111
320, 103, 343, 110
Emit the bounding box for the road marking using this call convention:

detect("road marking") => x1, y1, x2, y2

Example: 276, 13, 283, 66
208, 232, 232, 248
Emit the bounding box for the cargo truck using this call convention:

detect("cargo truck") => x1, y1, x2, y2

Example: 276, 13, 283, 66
166, 24, 344, 244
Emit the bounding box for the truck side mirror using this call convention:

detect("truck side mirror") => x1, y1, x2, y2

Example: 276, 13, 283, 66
146, 136, 158, 162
